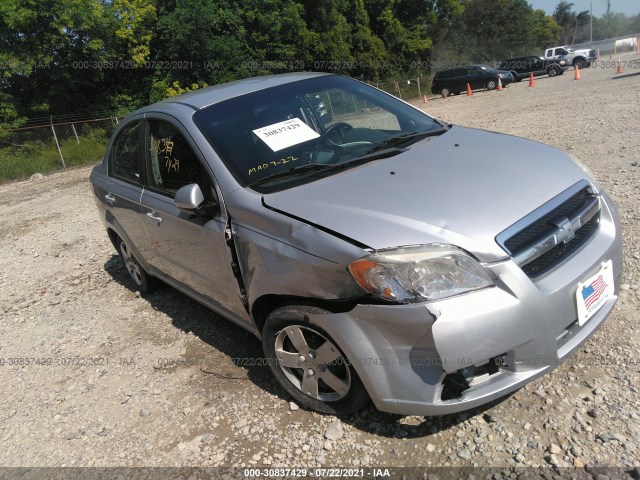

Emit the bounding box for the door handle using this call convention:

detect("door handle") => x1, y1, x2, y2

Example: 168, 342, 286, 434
146, 212, 163, 224
104, 193, 115, 205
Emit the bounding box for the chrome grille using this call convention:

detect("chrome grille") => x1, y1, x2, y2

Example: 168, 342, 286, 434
497, 181, 601, 278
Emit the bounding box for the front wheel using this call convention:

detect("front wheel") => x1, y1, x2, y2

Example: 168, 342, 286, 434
573, 58, 586, 69
548, 66, 559, 77
486, 79, 497, 90
262, 305, 369, 415
440, 87, 450, 98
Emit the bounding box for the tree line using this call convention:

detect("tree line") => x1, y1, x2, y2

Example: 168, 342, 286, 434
1, 0, 638, 126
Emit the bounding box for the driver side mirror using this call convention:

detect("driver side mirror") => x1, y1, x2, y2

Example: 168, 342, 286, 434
175, 183, 205, 215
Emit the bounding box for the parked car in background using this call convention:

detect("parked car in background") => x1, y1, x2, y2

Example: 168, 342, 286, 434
544, 46, 597, 68
91, 72, 622, 416
431, 65, 513, 97
498, 55, 567, 81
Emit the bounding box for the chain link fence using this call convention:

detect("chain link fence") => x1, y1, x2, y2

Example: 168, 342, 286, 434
0, 116, 122, 181
571, 34, 640, 58
371, 78, 426, 100
0, 82, 431, 182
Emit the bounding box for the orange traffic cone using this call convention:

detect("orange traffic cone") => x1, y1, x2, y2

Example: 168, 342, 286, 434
423, 95, 428, 103
466, 83, 473, 96
617, 60, 623, 74
574, 65, 581, 80
528, 72, 536, 87
497, 77, 503, 91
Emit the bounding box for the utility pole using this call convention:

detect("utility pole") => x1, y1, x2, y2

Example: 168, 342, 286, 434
590, 2, 593, 44
605, 0, 611, 38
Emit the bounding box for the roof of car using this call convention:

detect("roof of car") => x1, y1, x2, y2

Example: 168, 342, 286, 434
146, 72, 332, 111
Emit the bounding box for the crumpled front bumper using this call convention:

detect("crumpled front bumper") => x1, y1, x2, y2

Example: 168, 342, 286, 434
307, 194, 623, 416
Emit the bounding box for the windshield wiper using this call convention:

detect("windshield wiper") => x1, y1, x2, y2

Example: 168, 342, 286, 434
361, 127, 448, 156
247, 146, 408, 188
247, 163, 339, 188
246, 129, 448, 188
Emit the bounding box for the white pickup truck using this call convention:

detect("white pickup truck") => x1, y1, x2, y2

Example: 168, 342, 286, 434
544, 46, 597, 68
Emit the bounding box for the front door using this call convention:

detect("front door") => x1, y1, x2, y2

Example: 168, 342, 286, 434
139, 116, 249, 323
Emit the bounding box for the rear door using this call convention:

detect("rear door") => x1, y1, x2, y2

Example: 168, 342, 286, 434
139, 115, 250, 323
101, 118, 149, 260
467, 66, 485, 89
450, 68, 468, 92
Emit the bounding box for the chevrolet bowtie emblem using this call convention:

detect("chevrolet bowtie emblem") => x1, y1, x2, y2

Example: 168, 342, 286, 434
553, 217, 576, 244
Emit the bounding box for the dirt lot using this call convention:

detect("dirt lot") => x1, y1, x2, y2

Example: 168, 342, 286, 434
1, 54, 639, 471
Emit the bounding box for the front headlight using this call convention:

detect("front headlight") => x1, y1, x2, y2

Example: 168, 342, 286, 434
348, 244, 494, 303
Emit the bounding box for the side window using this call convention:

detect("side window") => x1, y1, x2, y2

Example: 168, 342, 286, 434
546, 49, 552, 57
110, 122, 141, 184
147, 120, 207, 197
557, 48, 568, 56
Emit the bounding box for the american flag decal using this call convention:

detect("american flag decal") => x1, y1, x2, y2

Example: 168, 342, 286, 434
581, 275, 608, 310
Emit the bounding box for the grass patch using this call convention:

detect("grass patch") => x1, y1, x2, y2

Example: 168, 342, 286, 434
0, 128, 109, 182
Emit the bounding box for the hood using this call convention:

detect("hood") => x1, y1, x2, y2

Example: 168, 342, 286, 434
262, 126, 588, 262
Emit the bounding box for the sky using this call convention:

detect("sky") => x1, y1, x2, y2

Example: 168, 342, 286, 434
528, 0, 639, 17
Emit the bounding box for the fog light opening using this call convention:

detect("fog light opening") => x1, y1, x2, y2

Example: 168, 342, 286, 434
441, 354, 508, 401
441, 372, 470, 401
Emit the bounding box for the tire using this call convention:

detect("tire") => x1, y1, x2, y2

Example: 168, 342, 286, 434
117, 237, 158, 293
573, 58, 586, 69
440, 87, 450, 98
262, 305, 369, 415
486, 79, 497, 90
548, 66, 558, 77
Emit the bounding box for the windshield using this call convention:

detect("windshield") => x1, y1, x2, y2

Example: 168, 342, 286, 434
479, 65, 496, 72
193, 75, 441, 192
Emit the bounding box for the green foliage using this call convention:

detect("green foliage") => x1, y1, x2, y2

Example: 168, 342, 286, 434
153, 0, 251, 86
531, 10, 561, 50
113, 0, 157, 65
149, 80, 208, 103
0, 128, 109, 181
1, 0, 639, 127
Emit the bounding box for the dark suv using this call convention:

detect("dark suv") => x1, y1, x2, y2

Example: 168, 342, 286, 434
431, 65, 514, 97
498, 55, 567, 81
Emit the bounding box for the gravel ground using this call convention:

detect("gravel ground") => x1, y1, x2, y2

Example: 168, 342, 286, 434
1, 53, 639, 472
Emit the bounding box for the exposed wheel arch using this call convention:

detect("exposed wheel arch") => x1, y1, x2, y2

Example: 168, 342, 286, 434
251, 294, 359, 338
107, 228, 119, 252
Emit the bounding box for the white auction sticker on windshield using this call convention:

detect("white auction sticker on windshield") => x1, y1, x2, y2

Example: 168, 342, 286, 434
252, 118, 320, 152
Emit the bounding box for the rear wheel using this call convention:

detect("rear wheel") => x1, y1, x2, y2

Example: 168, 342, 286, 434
262, 305, 369, 415
117, 237, 158, 293
440, 87, 450, 98
486, 79, 497, 90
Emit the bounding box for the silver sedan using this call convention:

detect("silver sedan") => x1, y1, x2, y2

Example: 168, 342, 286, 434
90, 72, 622, 416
